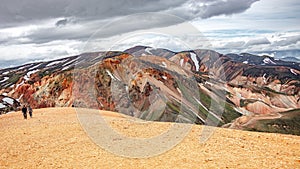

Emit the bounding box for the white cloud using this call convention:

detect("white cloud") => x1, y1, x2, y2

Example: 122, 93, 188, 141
0, 40, 81, 62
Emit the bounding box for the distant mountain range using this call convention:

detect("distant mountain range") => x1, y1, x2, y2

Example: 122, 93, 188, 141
1, 46, 299, 135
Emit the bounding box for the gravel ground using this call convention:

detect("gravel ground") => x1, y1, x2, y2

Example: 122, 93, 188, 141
0, 107, 299, 168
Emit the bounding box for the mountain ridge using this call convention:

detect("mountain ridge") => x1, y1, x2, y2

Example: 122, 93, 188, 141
0, 46, 299, 135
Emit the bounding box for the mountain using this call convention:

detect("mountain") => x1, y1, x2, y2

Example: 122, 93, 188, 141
281, 56, 300, 63
0, 46, 299, 135
226, 53, 300, 68
124, 45, 176, 59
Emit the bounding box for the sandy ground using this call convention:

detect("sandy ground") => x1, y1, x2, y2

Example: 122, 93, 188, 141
0, 107, 299, 169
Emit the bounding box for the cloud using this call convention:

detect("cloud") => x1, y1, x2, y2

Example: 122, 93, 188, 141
4, 0, 300, 68
19, 13, 186, 45
0, 0, 259, 28
222, 41, 245, 48
82, 21, 209, 52
0, 39, 82, 68
245, 37, 270, 47
208, 30, 300, 57
200, 0, 259, 19
55, 18, 69, 27
0, 0, 259, 46
0, 0, 260, 46
273, 35, 300, 46
0, 0, 186, 27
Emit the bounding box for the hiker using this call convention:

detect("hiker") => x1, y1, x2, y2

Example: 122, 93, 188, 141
21, 105, 27, 119
28, 105, 33, 118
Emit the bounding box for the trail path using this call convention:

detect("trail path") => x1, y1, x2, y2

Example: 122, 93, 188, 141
0, 107, 299, 168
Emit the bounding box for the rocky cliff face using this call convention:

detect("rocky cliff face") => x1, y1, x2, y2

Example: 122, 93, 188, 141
0, 46, 299, 135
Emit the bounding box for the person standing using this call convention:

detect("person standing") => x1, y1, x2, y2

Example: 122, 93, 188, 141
21, 105, 27, 119
28, 105, 33, 118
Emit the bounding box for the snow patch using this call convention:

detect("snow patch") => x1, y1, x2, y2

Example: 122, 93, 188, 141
0, 103, 6, 108
290, 69, 298, 75
24, 69, 39, 81
145, 48, 153, 55
106, 70, 120, 81
3, 71, 9, 75
258, 53, 275, 58
0, 77, 9, 83
243, 61, 248, 64
17, 66, 27, 70
162, 76, 167, 80
62, 66, 70, 71
74, 59, 85, 66
16, 80, 24, 88
161, 62, 167, 68
29, 63, 41, 70
180, 59, 184, 67
204, 81, 213, 86
17, 94, 23, 102
193, 96, 222, 121
176, 88, 182, 95
190, 52, 199, 71
233, 107, 251, 116
236, 93, 245, 99
263, 73, 267, 84
2, 93, 7, 96
47, 60, 65, 67
3, 97, 14, 105
63, 58, 77, 66
263, 57, 276, 65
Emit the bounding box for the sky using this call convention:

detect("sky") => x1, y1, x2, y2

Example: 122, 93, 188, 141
0, 0, 299, 68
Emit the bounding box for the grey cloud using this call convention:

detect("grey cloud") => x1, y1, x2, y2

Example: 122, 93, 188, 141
0, 0, 68, 27
203, 0, 259, 18
0, 0, 259, 28
55, 18, 69, 27
0, 0, 186, 27
164, 0, 259, 20
0, 0, 261, 67
274, 35, 300, 46
245, 37, 270, 47
25, 13, 183, 44
223, 41, 245, 48
1, 0, 259, 45
217, 38, 270, 51
0, 0, 259, 46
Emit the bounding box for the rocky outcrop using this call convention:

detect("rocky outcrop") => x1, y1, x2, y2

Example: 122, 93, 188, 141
0, 95, 20, 114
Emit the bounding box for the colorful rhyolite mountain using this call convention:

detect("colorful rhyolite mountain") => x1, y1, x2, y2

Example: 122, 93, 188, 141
0, 46, 299, 135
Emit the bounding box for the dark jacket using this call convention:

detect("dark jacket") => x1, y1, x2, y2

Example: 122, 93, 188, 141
22, 107, 27, 114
